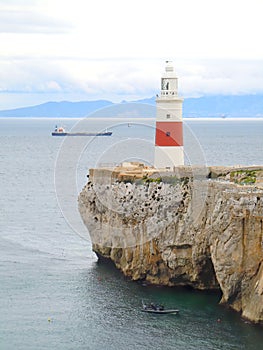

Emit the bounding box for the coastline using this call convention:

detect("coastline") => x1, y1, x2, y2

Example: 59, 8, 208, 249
0, 116, 263, 120
79, 164, 263, 324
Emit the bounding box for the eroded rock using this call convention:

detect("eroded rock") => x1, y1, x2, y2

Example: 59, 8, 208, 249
78, 166, 263, 323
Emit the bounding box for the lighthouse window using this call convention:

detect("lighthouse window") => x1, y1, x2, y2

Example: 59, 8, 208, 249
166, 114, 170, 119
166, 132, 171, 136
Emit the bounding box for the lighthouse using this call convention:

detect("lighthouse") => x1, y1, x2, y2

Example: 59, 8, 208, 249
154, 61, 184, 169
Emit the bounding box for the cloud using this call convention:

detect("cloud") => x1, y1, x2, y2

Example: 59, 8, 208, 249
0, 58, 70, 93
0, 0, 262, 109
0, 56, 263, 110
0, 1, 73, 34
179, 59, 263, 97
0, 11, 73, 34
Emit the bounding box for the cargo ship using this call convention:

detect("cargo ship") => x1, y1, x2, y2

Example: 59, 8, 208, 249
51, 126, 112, 136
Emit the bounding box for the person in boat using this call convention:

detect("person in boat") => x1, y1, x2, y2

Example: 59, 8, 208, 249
150, 303, 157, 310
156, 304, 164, 311
143, 301, 164, 311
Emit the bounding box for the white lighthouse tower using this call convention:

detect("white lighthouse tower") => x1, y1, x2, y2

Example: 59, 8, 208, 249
154, 61, 184, 169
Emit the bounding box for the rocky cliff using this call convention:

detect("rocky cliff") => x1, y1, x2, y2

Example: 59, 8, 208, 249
78, 165, 263, 324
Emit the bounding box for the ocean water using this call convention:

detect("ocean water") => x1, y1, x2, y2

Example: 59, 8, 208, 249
1, 117, 263, 350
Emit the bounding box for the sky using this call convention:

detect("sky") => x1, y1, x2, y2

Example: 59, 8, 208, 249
0, 0, 263, 109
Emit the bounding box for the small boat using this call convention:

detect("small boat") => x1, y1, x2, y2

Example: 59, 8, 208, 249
51, 126, 112, 136
141, 301, 179, 315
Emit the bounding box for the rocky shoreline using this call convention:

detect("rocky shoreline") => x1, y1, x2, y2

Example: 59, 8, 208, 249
78, 164, 263, 324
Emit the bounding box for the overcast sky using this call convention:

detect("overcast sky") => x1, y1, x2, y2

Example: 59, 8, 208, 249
0, 0, 263, 109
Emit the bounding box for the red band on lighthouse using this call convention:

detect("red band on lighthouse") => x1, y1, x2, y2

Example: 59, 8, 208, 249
155, 121, 183, 147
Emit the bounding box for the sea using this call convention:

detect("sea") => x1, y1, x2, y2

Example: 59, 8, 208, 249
1, 117, 263, 350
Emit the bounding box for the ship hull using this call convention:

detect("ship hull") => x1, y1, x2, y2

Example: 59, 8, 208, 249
51, 132, 112, 136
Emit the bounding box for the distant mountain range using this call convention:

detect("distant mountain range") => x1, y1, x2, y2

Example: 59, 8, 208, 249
0, 95, 262, 118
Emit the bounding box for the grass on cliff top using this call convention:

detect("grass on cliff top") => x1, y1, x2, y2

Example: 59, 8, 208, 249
133, 175, 189, 186
230, 169, 258, 185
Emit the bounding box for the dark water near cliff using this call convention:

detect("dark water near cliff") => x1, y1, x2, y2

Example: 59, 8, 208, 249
1, 117, 263, 350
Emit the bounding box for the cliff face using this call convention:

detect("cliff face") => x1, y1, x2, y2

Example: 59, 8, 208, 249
78, 166, 263, 323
